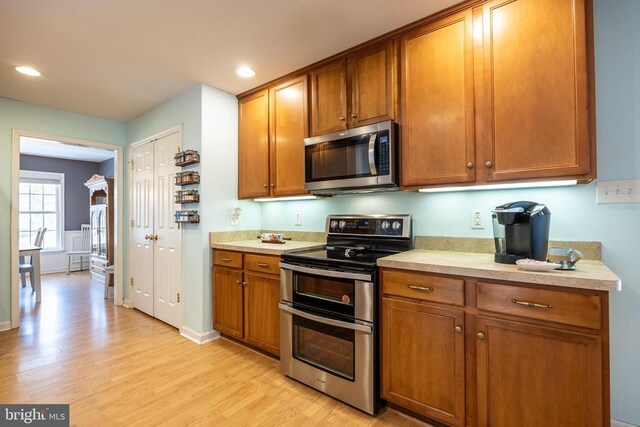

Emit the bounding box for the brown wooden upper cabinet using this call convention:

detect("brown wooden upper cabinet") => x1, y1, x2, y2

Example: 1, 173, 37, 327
401, 0, 595, 188
310, 40, 397, 137
238, 75, 309, 199
400, 9, 476, 187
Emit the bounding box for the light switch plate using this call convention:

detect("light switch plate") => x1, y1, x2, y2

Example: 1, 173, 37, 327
596, 179, 640, 204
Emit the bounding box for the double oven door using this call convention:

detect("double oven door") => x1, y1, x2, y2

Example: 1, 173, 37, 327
279, 262, 378, 415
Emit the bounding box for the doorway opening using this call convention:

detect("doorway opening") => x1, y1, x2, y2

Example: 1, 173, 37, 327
10, 130, 124, 329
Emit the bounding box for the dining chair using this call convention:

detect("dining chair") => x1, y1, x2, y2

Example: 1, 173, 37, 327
19, 227, 47, 289
66, 224, 91, 274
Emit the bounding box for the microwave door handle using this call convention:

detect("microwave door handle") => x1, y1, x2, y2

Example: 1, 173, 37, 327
368, 134, 377, 175
279, 303, 372, 334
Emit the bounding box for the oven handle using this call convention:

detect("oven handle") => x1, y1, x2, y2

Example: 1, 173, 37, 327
279, 303, 373, 334
280, 262, 372, 282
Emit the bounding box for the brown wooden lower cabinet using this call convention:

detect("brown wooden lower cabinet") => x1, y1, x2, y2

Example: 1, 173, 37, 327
381, 297, 465, 426
380, 268, 610, 427
212, 250, 280, 356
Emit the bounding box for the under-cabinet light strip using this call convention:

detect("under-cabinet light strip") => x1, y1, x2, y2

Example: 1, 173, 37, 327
418, 180, 578, 193
253, 196, 319, 202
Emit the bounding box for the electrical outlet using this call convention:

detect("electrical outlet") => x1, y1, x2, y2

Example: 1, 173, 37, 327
596, 179, 640, 204
295, 212, 302, 226
470, 209, 484, 229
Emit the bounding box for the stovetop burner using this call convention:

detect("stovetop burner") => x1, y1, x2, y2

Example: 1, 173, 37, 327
281, 215, 413, 271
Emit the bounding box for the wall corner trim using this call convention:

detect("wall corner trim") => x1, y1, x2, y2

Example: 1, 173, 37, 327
0, 321, 11, 332
180, 326, 220, 345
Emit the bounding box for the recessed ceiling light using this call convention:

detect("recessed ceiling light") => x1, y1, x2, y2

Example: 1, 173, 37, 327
15, 66, 41, 77
236, 67, 256, 78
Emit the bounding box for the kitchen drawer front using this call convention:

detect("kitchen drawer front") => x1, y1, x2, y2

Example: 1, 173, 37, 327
382, 269, 465, 306
477, 282, 601, 329
245, 254, 280, 275
213, 250, 243, 269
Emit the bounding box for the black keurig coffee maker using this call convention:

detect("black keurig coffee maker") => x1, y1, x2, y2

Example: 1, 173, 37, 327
492, 201, 551, 264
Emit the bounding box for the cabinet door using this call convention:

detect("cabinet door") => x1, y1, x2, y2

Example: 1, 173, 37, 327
476, 316, 603, 427
481, 0, 592, 182
348, 40, 397, 128
269, 75, 309, 197
310, 60, 347, 136
381, 298, 465, 426
400, 9, 476, 187
244, 272, 280, 355
238, 90, 270, 198
212, 267, 244, 339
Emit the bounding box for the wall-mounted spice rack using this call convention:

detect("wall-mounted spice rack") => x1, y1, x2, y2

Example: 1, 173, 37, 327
174, 210, 200, 224
174, 149, 200, 166
175, 170, 200, 186
175, 189, 199, 204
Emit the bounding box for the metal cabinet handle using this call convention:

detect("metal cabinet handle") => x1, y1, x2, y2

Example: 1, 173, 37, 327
339, 115, 346, 121
242, 281, 247, 287
477, 332, 485, 340
466, 162, 474, 169
263, 183, 268, 188
350, 113, 358, 118
236, 280, 241, 286
485, 161, 493, 168
455, 326, 463, 334
221, 257, 231, 262
270, 184, 275, 188
511, 298, 553, 309
256, 262, 270, 268
407, 284, 434, 293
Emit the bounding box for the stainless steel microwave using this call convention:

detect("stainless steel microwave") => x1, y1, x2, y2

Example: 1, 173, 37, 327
303, 121, 398, 195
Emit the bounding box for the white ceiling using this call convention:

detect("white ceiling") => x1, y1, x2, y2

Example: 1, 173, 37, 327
0, 0, 459, 122
20, 136, 114, 162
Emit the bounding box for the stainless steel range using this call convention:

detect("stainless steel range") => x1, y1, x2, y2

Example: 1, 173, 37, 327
279, 214, 413, 415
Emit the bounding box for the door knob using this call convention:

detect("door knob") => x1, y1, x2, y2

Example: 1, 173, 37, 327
144, 235, 150, 240
350, 113, 358, 119
455, 326, 463, 334
477, 332, 486, 340
485, 161, 493, 168
339, 115, 346, 121
263, 183, 268, 188
466, 162, 474, 170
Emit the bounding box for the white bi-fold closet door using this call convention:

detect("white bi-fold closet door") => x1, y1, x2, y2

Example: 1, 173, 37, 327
130, 129, 182, 328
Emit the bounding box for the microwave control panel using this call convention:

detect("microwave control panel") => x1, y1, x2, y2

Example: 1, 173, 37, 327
327, 215, 411, 238
378, 132, 390, 176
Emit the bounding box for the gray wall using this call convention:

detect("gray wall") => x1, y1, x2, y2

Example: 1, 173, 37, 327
98, 158, 114, 178
20, 155, 99, 230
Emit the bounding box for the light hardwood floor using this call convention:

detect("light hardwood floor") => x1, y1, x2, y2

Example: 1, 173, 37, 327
1, 272, 429, 426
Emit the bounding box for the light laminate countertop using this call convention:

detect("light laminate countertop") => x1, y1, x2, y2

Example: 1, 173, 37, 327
377, 250, 621, 292
211, 240, 324, 256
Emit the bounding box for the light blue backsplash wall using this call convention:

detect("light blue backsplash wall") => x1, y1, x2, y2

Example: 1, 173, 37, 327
260, 0, 640, 423
0, 97, 125, 325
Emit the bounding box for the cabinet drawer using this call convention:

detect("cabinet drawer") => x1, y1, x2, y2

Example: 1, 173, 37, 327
212, 250, 243, 268
477, 282, 601, 329
245, 254, 280, 275
382, 270, 465, 306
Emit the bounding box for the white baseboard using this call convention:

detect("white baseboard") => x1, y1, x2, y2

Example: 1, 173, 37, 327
612, 419, 638, 427
123, 299, 132, 308
180, 326, 220, 345
0, 321, 11, 332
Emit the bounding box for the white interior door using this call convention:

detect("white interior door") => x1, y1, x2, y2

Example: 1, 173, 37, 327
153, 133, 182, 328
131, 142, 154, 316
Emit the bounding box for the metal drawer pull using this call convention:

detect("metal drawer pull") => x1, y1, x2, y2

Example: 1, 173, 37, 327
256, 262, 270, 268
221, 257, 231, 262
511, 298, 553, 309
407, 285, 434, 293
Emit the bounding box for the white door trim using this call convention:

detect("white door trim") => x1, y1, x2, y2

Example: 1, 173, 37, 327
10, 129, 125, 328
129, 124, 181, 149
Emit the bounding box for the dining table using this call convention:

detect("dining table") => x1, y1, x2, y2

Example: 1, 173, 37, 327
19, 245, 42, 303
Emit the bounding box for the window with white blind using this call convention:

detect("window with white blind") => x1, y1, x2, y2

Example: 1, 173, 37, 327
19, 170, 65, 251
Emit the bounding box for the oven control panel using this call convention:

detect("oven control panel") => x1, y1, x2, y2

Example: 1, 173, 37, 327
327, 215, 411, 238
